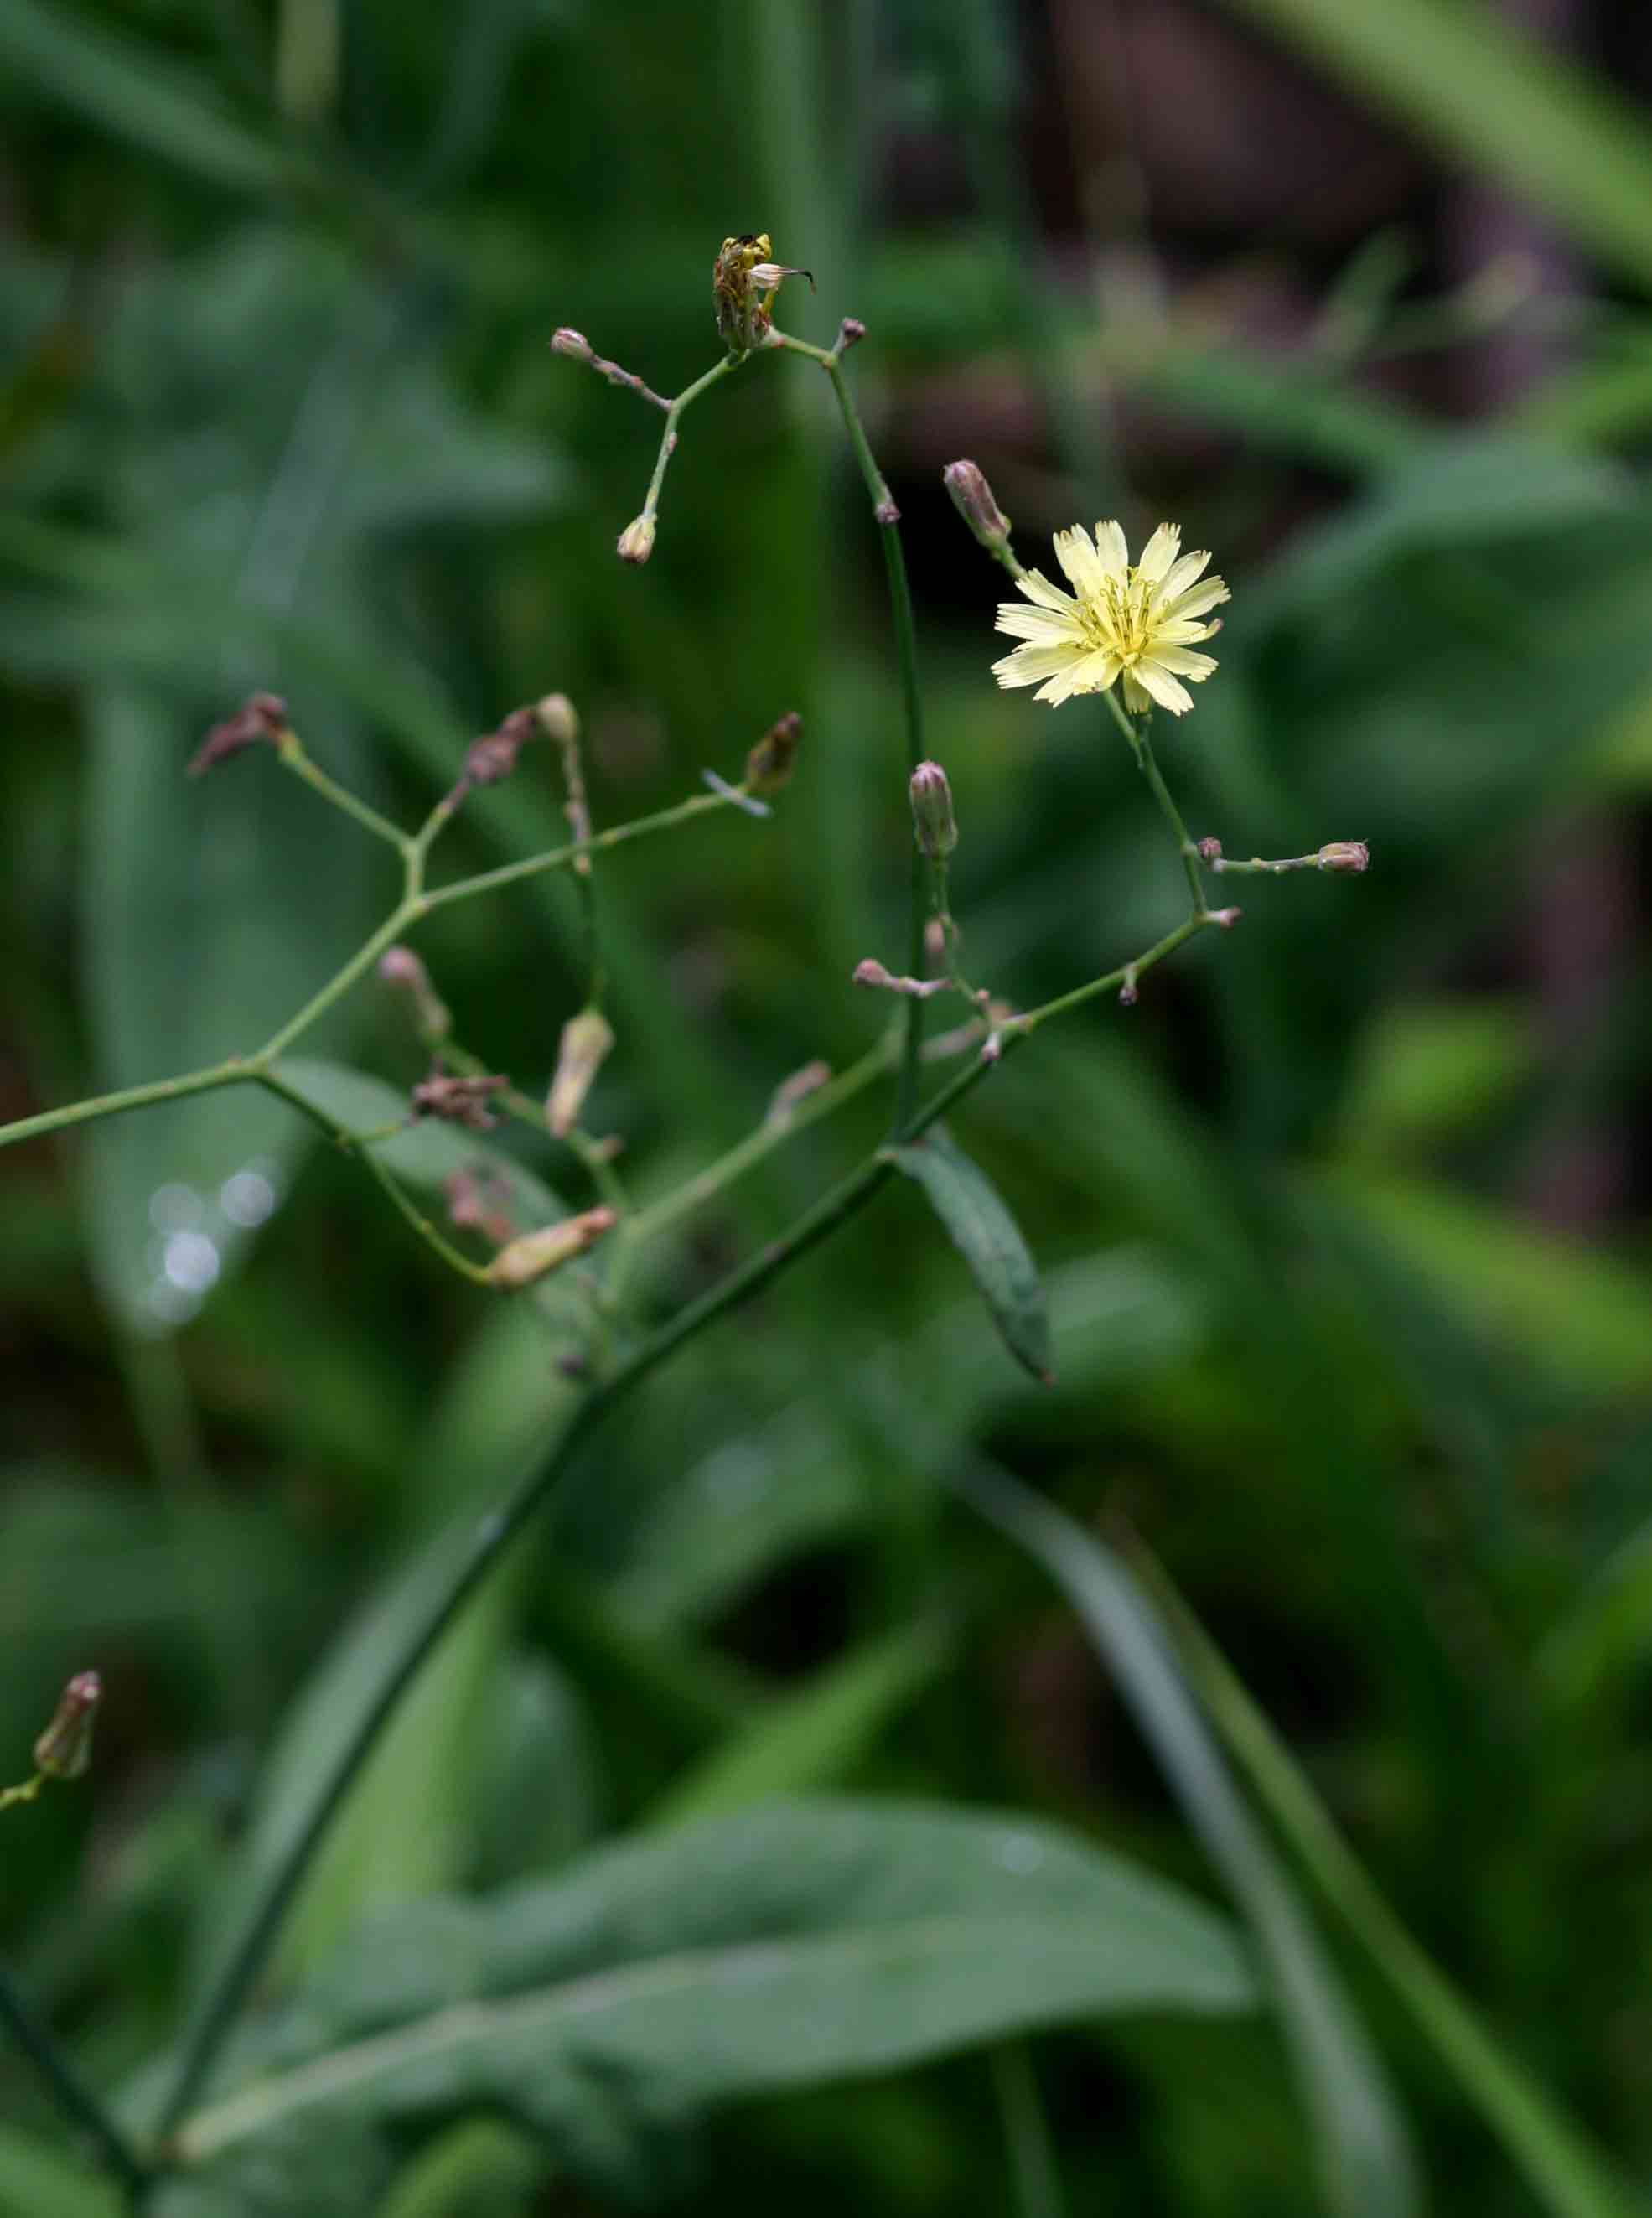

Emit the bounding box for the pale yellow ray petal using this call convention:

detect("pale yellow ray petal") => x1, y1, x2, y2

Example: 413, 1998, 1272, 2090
1137, 522, 1181, 586
992, 640, 1085, 690
1152, 617, 1221, 646
995, 602, 1085, 644
1094, 520, 1130, 578
1158, 576, 1229, 623
1152, 548, 1212, 606
1052, 526, 1109, 599
1147, 645, 1218, 678
1132, 659, 1194, 714
1014, 567, 1078, 614
1037, 648, 1121, 705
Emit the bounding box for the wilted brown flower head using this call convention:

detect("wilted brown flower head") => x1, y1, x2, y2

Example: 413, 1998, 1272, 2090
189, 692, 288, 777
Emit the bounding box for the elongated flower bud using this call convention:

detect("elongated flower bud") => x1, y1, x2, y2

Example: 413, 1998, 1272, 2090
377, 946, 452, 1044
943, 460, 1012, 556
909, 761, 958, 859
546, 1008, 615, 1138
1317, 841, 1370, 874
485, 1206, 616, 1289
34, 1672, 101, 1781
745, 711, 802, 796
617, 514, 656, 566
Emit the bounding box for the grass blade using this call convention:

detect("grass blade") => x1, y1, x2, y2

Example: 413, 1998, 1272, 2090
951, 1461, 1420, 2218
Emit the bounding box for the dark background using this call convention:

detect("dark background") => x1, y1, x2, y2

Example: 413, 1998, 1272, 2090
6, 1, 1652, 2211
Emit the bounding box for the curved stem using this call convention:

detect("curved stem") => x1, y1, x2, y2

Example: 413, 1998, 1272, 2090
277, 738, 409, 853
0, 1961, 148, 2197
1101, 689, 1207, 915
776, 333, 929, 1127
0, 1060, 254, 1154
417, 784, 745, 913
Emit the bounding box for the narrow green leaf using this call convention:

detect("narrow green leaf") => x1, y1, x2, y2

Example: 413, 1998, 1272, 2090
951, 1462, 1419, 2218
0, 2122, 122, 2218
173, 1800, 1255, 2189
0, 0, 293, 194
893, 1126, 1053, 1382
1218, 0, 1652, 294
648, 1619, 951, 1827
1147, 1559, 1642, 2218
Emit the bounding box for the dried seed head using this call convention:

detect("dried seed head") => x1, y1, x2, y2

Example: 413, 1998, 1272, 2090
909, 760, 958, 859
617, 514, 656, 566
836, 317, 866, 351
189, 692, 288, 777
942, 460, 1012, 555
712, 231, 812, 352
465, 707, 538, 789
546, 1008, 616, 1138
1317, 840, 1370, 874
411, 1069, 507, 1132
34, 1671, 101, 1782
745, 711, 802, 797
485, 1206, 617, 1289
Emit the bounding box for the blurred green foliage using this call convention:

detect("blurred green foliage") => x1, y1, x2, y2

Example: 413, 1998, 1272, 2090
6, 1, 1652, 2215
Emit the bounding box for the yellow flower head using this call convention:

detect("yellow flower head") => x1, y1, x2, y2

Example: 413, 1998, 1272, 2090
992, 522, 1228, 716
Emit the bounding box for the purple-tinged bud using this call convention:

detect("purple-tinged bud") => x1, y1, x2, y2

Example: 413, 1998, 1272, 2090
411, 1069, 506, 1132
617, 514, 656, 566
551, 328, 594, 361
1207, 906, 1243, 930
378, 946, 451, 1043
909, 760, 958, 859
34, 1672, 101, 1782
485, 1206, 617, 1289
189, 692, 288, 777
1196, 836, 1223, 863
942, 460, 1012, 555
1119, 974, 1139, 1007
535, 692, 579, 747
768, 1058, 831, 1126
446, 1169, 516, 1248
873, 496, 901, 527
1317, 841, 1370, 874
745, 711, 802, 796
852, 958, 948, 999
546, 1008, 615, 1138
836, 317, 866, 351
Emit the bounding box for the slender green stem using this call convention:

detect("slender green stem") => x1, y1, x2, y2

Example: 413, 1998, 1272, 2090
0, 1059, 254, 1153
991, 2043, 1066, 2218
149, 894, 1223, 2151
1101, 689, 1206, 914
626, 1036, 896, 1246
1208, 851, 1332, 875
1009, 914, 1214, 1035
257, 907, 417, 1061
0, 1961, 148, 2197
776, 333, 929, 1127
354, 1151, 495, 1286
640, 355, 742, 529
277, 738, 409, 853
418, 785, 744, 913
0, 1775, 43, 1813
